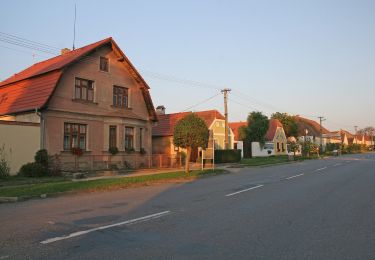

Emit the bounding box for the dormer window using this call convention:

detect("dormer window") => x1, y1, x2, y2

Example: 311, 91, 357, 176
100, 56, 109, 72
75, 78, 94, 102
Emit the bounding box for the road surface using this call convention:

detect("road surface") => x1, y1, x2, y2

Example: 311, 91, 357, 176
1, 153, 375, 259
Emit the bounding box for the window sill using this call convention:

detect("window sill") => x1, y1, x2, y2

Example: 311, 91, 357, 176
60, 150, 92, 153
72, 99, 98, 105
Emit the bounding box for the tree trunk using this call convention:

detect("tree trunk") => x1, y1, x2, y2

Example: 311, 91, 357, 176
185, 146, 191, 174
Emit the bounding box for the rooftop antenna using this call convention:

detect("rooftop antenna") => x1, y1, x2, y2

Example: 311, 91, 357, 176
72, 4, 77, 50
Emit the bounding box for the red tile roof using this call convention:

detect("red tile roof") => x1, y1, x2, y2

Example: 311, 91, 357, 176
0, 38, 111, 87
0, 70, 62, 115
229, 122, 247, 141
294, 116, 330, 136
265, 119, 283, 141
153, 110, 224, 137
0, 37, 157, 120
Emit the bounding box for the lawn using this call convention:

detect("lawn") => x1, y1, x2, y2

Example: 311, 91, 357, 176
240, 156, 291, 166
0, 169, 225, 198
240, 154, 322, 166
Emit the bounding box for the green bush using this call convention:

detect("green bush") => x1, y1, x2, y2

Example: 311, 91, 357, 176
214, 149, 241, 163
108, 146, 119, 155
18, 162, 48, 177
326, 143, 341, 152
35, 149, 49, 168
18, 150, 61, 177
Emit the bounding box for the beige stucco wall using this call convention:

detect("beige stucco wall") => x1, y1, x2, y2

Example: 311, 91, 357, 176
47, 45, 150, 120
0, 122, 40, 175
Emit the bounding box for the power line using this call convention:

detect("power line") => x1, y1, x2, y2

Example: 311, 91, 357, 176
0, 32, 60, 51
0, 44, 52, 59
181, 93, 221, 112
141, 69, 222, 90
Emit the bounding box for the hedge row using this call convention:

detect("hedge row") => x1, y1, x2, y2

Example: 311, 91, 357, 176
214, 149, 241, 163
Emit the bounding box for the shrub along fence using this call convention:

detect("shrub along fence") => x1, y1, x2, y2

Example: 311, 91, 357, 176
214, 149, 241, 163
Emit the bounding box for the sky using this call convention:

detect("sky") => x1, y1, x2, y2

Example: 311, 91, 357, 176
1, 0, 374, 132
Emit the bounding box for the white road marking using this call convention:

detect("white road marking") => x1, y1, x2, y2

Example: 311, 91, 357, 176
286, 173, 304, 180
333, 163, 341, 167
0, 256, 10, 259
346, 161, 351, 163
315, 167, 327, 172
225, 185, 264, 197
40, 211, 171, 245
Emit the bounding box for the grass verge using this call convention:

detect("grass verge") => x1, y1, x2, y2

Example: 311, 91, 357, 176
0, 169, 225, 198
240, 155, 321, 166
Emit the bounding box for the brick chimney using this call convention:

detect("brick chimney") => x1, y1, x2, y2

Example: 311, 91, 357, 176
156, 105, 166, 115
61, 48, 71, 55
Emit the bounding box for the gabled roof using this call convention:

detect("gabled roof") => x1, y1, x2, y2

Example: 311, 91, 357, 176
229, 122, 247, 141
265, 119, 283, 141
0, 37, 157, 120
152, 110, 224, 137
340, 129, 354, 139
294, 116, 330, 136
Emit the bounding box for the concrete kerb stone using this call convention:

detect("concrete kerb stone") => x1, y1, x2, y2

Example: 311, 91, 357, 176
0, 197, 19, 203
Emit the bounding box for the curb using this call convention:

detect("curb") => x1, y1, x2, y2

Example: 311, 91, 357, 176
0, 197, 20, 203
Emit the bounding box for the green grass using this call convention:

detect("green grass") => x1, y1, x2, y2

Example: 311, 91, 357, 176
240, 155, 291, 166
0, 169, 225, 198
240, 154, 324, 166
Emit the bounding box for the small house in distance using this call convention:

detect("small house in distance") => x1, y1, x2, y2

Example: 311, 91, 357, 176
251, 119, 288, 157
152, 108, 234, 162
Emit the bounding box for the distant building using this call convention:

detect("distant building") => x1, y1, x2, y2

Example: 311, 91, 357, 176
251, 119, 288, 157
152, 109, 234, 162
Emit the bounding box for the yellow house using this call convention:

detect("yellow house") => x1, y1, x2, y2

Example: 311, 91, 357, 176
251, 119, 287, 157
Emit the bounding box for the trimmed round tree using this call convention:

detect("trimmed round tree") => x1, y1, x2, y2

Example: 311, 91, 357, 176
173, 113, 209, 173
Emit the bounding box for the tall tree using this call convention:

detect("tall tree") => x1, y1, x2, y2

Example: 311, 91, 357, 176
240, 112, 269, 157
271, 112, 298, 137
247, 111, 269, 145
173, 113, 209, 173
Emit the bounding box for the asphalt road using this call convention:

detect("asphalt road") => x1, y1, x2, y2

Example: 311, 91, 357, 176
1, 153, 375, 259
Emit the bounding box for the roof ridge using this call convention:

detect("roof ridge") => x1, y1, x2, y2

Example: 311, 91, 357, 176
0, 37, 112, 87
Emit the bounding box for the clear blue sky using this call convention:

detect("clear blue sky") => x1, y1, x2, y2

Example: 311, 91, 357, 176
1, 0, 374, 132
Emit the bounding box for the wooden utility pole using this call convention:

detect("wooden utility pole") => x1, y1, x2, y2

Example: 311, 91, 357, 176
221, 88, 231, 149
354, 126, 358, 144
318, 116, 326, 153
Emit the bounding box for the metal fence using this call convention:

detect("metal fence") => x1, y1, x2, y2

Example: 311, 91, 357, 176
57, 153, 186, 172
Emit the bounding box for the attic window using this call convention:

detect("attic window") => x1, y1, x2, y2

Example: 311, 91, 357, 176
75, 78, 94, 102
100, 57, 109, 72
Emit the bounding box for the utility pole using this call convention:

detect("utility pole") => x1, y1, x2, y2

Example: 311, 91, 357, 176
221, 88, 231, 150
354, 125, 358, 144
318, 116, 326, 153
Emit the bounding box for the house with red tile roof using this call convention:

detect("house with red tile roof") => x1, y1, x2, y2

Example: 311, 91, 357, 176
251, 119, 288, 157
294, 115, 333, 149
152, 109, 234, 162
0, 37, 157, 172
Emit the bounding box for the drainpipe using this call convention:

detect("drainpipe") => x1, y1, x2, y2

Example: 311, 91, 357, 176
35, 108, 44, 149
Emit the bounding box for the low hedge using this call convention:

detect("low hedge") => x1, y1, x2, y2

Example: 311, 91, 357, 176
214, 149, 241, 163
